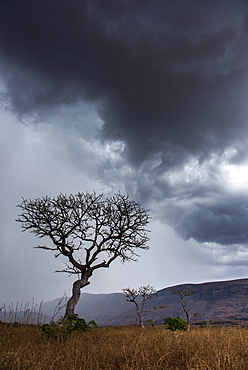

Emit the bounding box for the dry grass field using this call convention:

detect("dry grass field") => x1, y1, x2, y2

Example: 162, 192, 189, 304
1, 323, 248, 369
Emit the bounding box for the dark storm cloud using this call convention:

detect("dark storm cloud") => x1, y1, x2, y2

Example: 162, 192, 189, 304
1, 0, 248, 247
165, 197, 248, 246
131, 154, 248, 246
0, 0, 248, 163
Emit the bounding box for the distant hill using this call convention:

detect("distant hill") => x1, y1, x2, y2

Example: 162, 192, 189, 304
151, 278, 248, 326
33, 278, 248, 326
42, 292, 131, 324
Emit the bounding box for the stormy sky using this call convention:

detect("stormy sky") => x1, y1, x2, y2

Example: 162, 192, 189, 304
1, 0, 248, 305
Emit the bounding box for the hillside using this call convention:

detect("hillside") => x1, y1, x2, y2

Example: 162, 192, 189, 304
34, 278, 248, 325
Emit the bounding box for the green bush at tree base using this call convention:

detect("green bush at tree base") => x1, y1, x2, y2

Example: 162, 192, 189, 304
40, 314, 97, 339
163, 316, 188, 331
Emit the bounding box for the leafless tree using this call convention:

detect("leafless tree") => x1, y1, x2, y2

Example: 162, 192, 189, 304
171, 286, 195, 328
16, 192, 150, 320
122, 285, 165, 328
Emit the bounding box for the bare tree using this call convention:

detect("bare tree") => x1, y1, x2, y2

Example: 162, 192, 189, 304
122, 285, 165, 328
16, 192, 150, 320
171, 286, 195, 328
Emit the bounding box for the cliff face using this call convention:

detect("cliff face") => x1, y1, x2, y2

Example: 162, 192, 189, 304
42, 278, 248, 326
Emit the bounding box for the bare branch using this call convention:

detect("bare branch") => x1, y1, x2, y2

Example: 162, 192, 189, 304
55, 262, 81, 277
171, 286, 196, 327
16, 191, 150, 318
123, 285, 164, 328
34, 245, 57, 251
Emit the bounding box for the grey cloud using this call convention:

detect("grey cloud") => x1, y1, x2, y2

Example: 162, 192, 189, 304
129, 151, 248, 246
0, 0, 248, 166
165, 199, 248, 245
1, 0, 248, 248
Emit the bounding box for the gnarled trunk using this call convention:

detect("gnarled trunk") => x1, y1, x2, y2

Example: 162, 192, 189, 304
63, 278, 90, 320
138, 313, 145, 329
134, 301, 145, 329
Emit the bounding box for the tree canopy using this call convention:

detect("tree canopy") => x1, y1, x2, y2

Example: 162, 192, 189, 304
17, 192, 150, 318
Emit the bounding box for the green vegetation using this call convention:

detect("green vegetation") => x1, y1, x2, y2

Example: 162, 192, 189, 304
163, 316, 188, 331
40, 314, 97, 340
201, 319, 212, 328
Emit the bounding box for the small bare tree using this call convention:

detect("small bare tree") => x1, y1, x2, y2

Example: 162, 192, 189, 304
16, 192, 150, 320
122, 285, 165, 328
171, 286, 195, 328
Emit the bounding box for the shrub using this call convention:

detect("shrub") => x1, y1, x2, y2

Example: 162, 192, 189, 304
201, 320, 212, 328
40, 314, 97, 340
145, 319, 155, 327
163, 316, 188, 331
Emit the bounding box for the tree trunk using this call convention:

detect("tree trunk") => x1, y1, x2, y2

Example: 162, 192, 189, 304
181, 300, 190, 329
182, 307, 190, 330
63, 278, 90, 320
135, 306, 145, 329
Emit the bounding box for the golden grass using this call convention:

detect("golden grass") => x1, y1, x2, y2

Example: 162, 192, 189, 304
1, 324, 248, 369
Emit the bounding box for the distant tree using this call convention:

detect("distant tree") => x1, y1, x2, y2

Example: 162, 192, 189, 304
16, 192, 150, 320
122, 285, 165, 328
171, 286, 195, 328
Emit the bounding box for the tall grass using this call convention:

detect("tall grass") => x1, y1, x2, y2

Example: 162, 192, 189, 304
0, 299, 44, 325
1, 325, 248, 369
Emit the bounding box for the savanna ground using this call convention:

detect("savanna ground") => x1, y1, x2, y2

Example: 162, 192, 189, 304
2, 324, 248, 369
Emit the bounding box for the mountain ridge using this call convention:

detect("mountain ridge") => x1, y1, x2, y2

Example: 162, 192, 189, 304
4, 278, 248, 326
